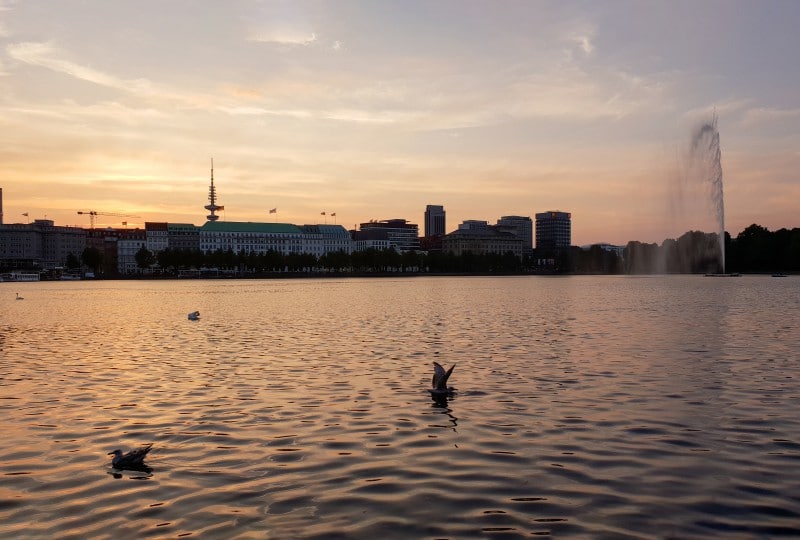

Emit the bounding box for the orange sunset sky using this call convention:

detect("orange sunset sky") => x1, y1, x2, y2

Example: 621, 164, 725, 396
1, 1, 798, 245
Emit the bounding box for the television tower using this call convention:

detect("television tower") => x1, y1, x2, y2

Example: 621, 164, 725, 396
204, 158, 224, 221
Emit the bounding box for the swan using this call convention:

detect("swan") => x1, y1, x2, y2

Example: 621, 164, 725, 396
109, 443, 153, 469
15, 292, 23, 300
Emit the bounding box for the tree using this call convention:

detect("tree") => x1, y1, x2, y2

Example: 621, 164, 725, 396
135, 246, 156, 271
65, 252, 81, 270
81, 246, 103, 274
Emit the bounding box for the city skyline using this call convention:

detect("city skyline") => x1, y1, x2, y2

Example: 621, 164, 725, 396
1, 1, 799, 246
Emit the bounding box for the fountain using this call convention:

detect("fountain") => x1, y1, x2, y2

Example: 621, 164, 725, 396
689, 113, 726, 274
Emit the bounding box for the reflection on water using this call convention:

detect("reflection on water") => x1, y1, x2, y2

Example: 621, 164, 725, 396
1, 276, 799, 538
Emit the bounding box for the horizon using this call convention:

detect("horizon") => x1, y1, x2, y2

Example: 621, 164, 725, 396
1, 1, 798, 245
7, 209, 784, 252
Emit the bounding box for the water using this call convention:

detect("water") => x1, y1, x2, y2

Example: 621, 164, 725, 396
2, 276, 799, 538
687, 114, 726, 273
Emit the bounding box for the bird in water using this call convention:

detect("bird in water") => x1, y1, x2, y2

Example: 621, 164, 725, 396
16, 292, 23, 300
109, 443, 153, 470
188, 311, 200, 320
430, 361, 455, 396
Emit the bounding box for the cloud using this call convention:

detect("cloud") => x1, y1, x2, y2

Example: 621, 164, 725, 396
571, 33, 594, 55
248, 28, 318, 46
5, 41, 216, 109
7, 41, 155, 93
741, 106, 800, 126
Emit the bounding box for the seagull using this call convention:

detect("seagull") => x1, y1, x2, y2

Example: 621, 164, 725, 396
430, 361, 455, 396
16, 292, 23, 300
109, 443, 153, 469
188, 311, 200, 321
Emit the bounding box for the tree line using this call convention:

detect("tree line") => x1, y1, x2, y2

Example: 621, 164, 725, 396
73, 222, 798, 277
619, 224, 800, 274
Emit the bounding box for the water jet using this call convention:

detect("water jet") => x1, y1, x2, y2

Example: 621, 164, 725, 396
689, 113, 726, 274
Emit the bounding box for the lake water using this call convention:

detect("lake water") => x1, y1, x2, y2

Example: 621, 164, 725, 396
1, 275, 799, 539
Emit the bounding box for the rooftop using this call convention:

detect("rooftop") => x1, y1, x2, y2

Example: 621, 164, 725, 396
200, 221, 304, 234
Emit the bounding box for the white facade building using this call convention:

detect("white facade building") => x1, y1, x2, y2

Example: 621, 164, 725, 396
199, 221, 353, 256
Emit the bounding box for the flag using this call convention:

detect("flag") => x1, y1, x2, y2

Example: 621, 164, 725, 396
321, 211, 326, 215
331, 212, 336, 217
269, 208, 277, 214
22, 212, 28, 217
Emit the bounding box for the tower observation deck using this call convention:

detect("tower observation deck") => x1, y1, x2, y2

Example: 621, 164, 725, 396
204, 158, 224, 221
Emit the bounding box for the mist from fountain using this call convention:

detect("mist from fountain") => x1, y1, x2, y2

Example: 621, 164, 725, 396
687, 113, 726, 273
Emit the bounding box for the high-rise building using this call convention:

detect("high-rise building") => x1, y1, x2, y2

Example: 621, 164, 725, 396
496, 215, 533, 251
535, 211, 571, 251
424, 205, 446, 237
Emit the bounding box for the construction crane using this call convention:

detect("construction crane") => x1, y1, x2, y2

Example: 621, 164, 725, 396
77, 210, 141, 229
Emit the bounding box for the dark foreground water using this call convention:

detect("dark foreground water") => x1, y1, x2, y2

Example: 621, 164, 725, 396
1, 275, 799, 539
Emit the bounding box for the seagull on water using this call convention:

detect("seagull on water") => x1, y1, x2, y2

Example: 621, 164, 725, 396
430, 361, 455, 396
109, 443, 153, 469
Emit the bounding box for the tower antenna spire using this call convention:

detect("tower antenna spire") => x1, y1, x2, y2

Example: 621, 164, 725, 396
204, 157, 224, 221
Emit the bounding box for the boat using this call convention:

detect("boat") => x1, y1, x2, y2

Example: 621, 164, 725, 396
772, 273, 788, 277
5, 272, 40, 282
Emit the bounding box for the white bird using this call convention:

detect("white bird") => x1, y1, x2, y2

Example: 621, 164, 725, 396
16, 292, 23, 300
188, 311, 200, 320
430, 361, 455, 395
109, 443, 153, 469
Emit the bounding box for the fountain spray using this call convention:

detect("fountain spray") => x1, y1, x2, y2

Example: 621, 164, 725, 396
689, 113, 725, 273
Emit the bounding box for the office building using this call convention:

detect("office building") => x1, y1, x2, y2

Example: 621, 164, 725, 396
167, 223, 200, 251
354, 219, 420, 252
496, 215, 533, 251
424, 205, 446, 237
443, 220, 525, 257
535, 211, 572, 251
0, 219, 86, 270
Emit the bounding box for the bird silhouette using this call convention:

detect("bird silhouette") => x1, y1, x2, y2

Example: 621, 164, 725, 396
109, 443, 153, 470
430, 361, 455, 395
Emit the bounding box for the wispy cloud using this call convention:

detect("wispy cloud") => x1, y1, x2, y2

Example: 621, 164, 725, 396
570, 30, 595, 55
741, 106, 800, 126
7, 41, 156, 93
248, 28, 318, 46
5, 41, 215, 109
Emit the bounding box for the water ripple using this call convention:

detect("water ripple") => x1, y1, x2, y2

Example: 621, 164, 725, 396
2, 276, 800, 537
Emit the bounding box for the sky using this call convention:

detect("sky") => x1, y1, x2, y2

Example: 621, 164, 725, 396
1, 0, 798, 246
